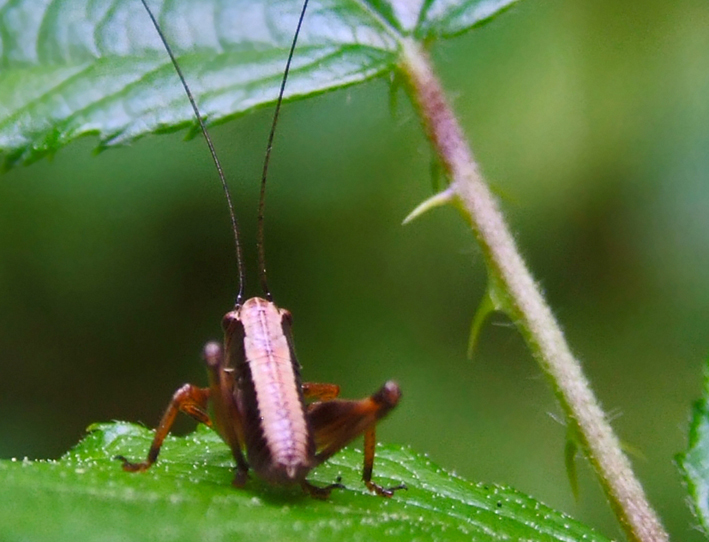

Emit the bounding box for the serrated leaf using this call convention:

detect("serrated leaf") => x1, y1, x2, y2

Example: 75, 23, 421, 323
417, 0, 523, 39
0, 0, 520, 168
678, 360, 709, 537
0, 421, 609, 542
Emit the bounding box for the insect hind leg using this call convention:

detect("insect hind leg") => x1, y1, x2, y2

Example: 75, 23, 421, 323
306, 381, 406, 497
363, 426, 407, 497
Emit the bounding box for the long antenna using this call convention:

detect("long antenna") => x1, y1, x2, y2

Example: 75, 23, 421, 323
140, 0, 246, 306
257, 0, 310, 301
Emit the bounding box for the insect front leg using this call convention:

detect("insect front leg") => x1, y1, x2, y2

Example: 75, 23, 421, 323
203, 341, 250, 486
307, 381, 406, 497
117, 384, 211, 472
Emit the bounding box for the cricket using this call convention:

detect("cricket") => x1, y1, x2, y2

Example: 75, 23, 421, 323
116, 0, 406, 499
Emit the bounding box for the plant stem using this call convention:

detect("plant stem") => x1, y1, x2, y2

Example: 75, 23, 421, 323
399, 37, 668, 542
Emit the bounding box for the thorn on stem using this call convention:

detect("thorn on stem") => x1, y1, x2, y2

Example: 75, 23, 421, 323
402, 188, 454, 225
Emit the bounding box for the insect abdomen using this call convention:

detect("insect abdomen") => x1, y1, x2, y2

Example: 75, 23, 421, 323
234, 297, 314, 485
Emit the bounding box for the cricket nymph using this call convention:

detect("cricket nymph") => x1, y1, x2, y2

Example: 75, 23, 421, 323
122, 293, 405, 497
120, 0, 406, 499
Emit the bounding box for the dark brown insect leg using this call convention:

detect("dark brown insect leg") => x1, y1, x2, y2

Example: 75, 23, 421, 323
363, 426, 407, 497
202, 341, 249, 486
117, 384, 210, 472
307, 381, 405, 496
300, 478, 346, 500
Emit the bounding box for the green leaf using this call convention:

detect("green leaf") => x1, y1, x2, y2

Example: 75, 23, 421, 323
678, 359, 709, 537
0, 0, 520, 168
417, 0, 523, 39
0, 421, 609, 541
467, 272, 512, 359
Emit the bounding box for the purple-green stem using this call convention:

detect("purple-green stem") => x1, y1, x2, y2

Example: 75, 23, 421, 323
399, 38, 668, 542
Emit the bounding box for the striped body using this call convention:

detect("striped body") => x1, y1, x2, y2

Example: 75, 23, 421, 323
223, 297, 314, 485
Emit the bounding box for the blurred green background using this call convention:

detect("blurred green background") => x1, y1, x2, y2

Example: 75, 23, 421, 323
1, 0, 708, 539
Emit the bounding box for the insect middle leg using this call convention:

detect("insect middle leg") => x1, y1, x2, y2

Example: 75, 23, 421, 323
302, 382, 340, 401
307, 380, 406, 497
117, 384, 211, 472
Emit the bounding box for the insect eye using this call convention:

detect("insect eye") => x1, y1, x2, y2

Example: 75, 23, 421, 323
222, 311, 238, 332
280, 309, 293, 326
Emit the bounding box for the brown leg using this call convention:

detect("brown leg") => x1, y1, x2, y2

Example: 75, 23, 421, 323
300, 478, 345, 500
307, 381, 405, 497
117, 384, 210, 472
203, 341, 249, 486
363, 426, 407, 497
302, 382, 340, 401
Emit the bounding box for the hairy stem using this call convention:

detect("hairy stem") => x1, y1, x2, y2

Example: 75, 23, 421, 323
399, 38, 668, 542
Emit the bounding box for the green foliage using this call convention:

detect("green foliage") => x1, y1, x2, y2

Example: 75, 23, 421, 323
678, 359, 709, 538
0, 0, 520, 168
0, 0, 642, 539
0, 422, 608, 541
